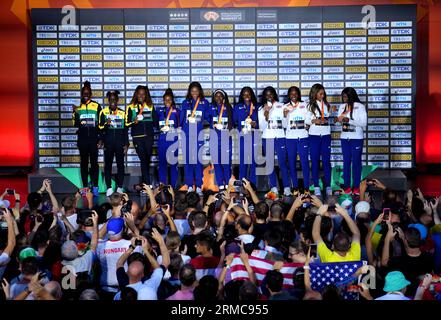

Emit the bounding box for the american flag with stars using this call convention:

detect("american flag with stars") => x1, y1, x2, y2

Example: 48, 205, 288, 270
310, 261, 365, 300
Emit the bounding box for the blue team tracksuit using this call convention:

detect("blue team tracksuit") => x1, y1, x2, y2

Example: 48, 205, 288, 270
156, 105, 180, 187
208, 103, 232, 187
307, 100, 332, 188
283, 101, 311, 189
233, 102, 259, 185
338, 102, 367, 189
180, 98, 209, 188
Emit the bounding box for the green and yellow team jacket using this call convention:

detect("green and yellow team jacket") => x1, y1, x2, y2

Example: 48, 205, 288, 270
125, 102, 159, 138
98, 107, 129, 145
72, 100, 102, 139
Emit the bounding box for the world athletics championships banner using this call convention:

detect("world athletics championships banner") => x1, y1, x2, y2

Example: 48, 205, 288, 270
31, 5, 416, 170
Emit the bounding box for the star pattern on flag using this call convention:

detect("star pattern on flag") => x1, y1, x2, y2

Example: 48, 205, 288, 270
310, 261, 363, 300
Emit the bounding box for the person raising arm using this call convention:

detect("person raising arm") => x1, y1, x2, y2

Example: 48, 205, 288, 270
242, 178, 260, 205
312, 204, 329, 244
365, 213, 384, 267
313, 204, 361, 262
336, 203, 361, 244
0, 210, 16, 278
285, 195, 307, 222
162, 204, 177, 233
381, 222, 395, 267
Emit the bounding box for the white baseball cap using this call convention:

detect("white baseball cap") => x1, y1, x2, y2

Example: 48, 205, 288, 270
355, 201, 370, 218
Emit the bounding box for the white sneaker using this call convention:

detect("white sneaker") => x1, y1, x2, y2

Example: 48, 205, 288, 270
116, 187, 124, 194
106, 188, 113, 197
271, 187, 279, 195
196, 187, 203, 196
188, 186, 194, 193
284, 187, 291, 197
314, 187, 322, 196
326, 187, 333, 196
219, 185, 225, 191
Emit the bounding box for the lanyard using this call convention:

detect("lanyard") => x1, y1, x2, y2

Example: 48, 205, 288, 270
248, 102, 254, 118
137, 103, 152, 116
320, 100, 325, 121
343, 103, 351, 116
217, 104, 225, 124
111, 108, 118, 116
190, 98, 200, 118
137, 103, 143, 115
165, 107, 173, 126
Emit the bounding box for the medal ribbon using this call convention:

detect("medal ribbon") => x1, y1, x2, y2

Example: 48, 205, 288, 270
165, 106, 173, 126
190, 98, 200, 118
217, 104, 224, 124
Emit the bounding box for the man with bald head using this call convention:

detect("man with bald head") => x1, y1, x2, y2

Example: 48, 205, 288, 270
235, 214, 255, 245
113, 261, 145, 300
127, 261, 145, 282
43, 281, 63, 300
113, 232, 170, 300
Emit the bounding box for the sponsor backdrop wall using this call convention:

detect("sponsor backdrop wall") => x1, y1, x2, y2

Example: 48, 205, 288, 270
32, 5, 416, 170
0, 0, 440, 168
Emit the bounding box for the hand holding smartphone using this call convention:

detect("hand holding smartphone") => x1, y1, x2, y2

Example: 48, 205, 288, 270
382, 208, 391, 221
328, 205, 336, 215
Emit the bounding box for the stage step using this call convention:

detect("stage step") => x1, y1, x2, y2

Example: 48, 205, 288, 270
28, 167, 408, 194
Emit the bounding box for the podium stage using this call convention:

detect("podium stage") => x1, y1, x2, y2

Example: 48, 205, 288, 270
28, 166, 408, 195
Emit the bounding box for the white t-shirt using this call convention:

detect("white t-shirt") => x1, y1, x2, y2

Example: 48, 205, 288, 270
96, 238, 132, 292
237, 234, 255, 244
0, 252, 10, 279
113, 267, 164, 300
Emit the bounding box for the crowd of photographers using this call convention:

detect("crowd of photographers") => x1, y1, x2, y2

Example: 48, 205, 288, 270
0, 177, 440, 301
